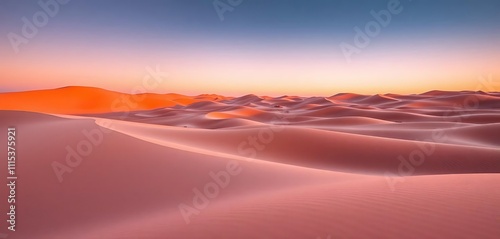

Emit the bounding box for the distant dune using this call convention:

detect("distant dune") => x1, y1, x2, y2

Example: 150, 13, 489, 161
0, 86, 229, 114
1, 87, 499, 238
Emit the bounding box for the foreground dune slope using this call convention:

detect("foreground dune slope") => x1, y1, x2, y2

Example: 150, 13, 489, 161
0, 110, 499, 238
0, 111, 364, 238
76, 174, 500, 239
97, 119, 500, 175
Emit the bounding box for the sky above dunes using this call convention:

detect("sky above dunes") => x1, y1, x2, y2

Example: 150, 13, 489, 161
1, 0, 499, 96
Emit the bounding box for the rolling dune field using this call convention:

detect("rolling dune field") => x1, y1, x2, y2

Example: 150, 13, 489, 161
0, 87, 499, 238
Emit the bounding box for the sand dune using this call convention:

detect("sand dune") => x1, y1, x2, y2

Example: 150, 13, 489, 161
0, 88, 499, 238
0, 86, 226, 114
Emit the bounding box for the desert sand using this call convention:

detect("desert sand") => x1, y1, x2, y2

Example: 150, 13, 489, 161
0, 87, 499, 238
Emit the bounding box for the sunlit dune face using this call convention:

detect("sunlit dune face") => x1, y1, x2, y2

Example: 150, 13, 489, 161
205, 112, 233, 119
194, 94, 232, 101
328, 93, 366, 101
0, 87, 181, 114
0, 86, 250, 115
205, 108, 264, 119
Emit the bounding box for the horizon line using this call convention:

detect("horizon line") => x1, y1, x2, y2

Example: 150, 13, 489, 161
0, 85, 498, 98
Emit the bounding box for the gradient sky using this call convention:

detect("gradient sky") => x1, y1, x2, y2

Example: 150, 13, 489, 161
1, 0, 499, 96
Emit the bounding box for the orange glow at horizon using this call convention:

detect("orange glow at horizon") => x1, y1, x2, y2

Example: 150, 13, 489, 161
1, 33, 499, 96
